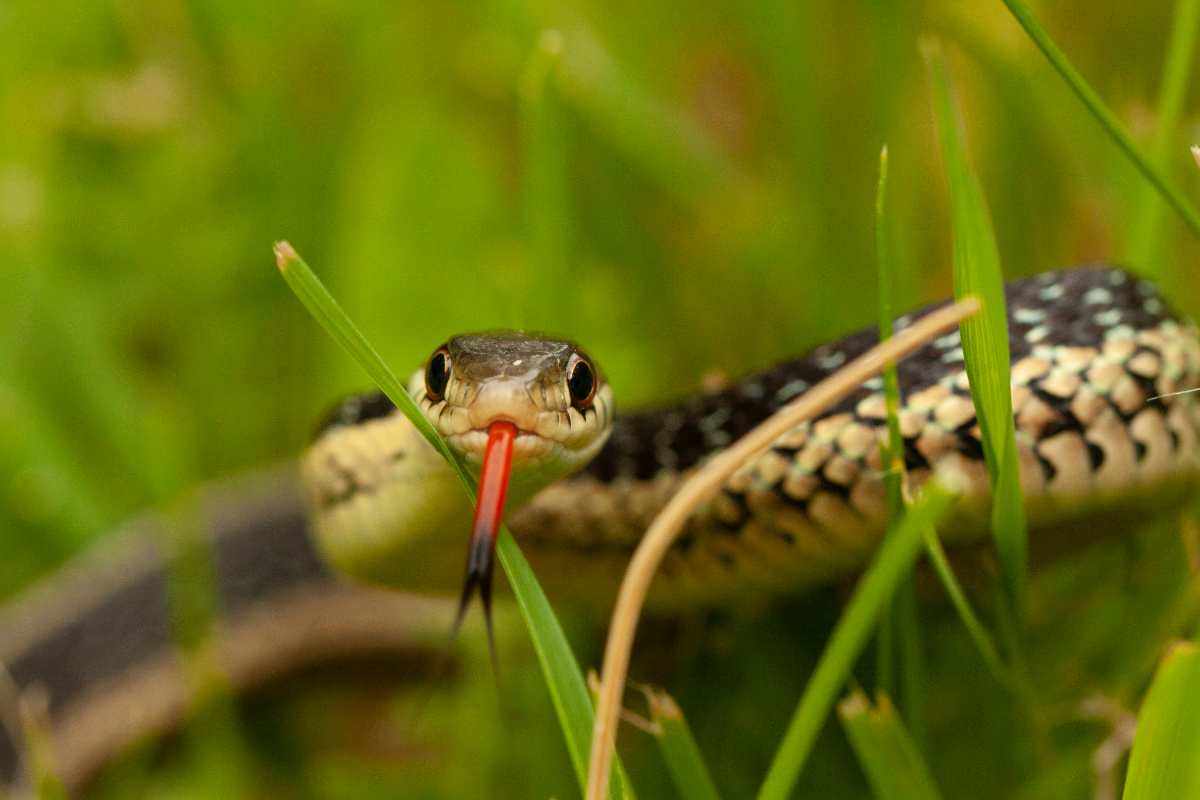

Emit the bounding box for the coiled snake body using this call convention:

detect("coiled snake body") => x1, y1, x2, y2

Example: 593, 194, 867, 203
304, 265, 1200, 607
2, 265, 1198, 792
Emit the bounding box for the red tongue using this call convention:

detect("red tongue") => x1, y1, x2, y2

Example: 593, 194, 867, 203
453, 420, 517, 655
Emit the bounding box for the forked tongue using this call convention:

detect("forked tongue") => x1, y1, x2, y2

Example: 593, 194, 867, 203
453, 420, 517, 665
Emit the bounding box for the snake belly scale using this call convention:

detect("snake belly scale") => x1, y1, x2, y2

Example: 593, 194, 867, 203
304, 265, 1200, 608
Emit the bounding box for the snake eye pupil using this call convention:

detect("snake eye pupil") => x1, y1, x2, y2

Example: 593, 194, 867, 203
426, 349, 451, 400
567, 357, 595, 409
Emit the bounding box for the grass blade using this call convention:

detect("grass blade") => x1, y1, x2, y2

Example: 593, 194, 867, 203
1122, 641, 1200, 799
874, 145, 898, 693
838, 690, 943, 800
495, 534, 635, 797
875, 146, 904, 556
645, 687, 722, 800
756, 485, 957, 800
876, 151, 1014, 698
274, 243, 455, 467
273, 242, 632, 799
998, 0, 1200, 239
925, 41, 1028, 617
873, 145, 924, 732
920, 528, 1012, 690
1126, 0, 1200, 278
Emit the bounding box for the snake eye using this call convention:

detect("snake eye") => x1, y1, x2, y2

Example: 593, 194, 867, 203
425, 347, 451, 401
567, 354, 596, 410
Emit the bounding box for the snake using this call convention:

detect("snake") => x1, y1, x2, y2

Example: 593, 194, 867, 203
1, 264, 1198, 793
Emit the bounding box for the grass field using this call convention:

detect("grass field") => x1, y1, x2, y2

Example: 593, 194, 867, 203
3, 0, 1200, 797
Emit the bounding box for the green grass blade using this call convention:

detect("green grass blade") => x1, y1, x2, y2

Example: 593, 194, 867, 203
873, 145, 924, 732
838, 690, 943, 800
920, 527, 1012, 689
874, 144, 897, 694
756, 485, 957, 800
645, 687, 723, 800
274, 243, 455, 467
1122, 641, 1200, 799
875, 146, 904, 536
998, 0, 1200, 240
496, 534, 634, 797
872, 149, 1012, 704
925, 41, 1028, 618
273, 243, 632, 799
1126, 0, 1200, 277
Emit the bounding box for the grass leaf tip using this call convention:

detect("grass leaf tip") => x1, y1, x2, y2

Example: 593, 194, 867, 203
273, 241, 298, 272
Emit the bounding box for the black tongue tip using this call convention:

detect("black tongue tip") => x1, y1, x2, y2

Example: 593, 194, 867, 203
452, 535, 499, 672
453, 537, 493, 629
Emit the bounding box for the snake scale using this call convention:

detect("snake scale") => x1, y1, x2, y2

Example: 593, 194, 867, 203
1, 265, 1198, 793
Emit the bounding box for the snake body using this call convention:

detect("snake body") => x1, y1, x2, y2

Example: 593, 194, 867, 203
304, 265, 1200, 607
2, 264, 1199, 792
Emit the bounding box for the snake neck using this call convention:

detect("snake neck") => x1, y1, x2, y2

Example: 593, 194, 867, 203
302, 413, 464, 587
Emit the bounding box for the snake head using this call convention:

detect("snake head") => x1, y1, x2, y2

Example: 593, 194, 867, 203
415, 332, 615, 494
412, 332, 615, 648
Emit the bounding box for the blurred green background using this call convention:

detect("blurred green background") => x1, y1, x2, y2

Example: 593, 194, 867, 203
3, 0, 1200, 797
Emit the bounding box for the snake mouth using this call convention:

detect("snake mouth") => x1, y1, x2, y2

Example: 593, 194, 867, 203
445, 425, 559, 466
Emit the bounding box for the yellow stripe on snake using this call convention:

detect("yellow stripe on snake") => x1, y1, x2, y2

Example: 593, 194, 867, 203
1, 265, 1198, 792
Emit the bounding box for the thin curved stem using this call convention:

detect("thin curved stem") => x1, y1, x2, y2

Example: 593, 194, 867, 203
584, 297, 982, 800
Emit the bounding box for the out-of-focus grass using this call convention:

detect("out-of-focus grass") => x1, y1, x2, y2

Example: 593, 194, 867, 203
838, 690, 942, 800
644, 686, 723, 800
1126, 0, 1200, 280
999, 0, 1200, 238
3, 1, 1200, 797
1121, 641, 1200, 798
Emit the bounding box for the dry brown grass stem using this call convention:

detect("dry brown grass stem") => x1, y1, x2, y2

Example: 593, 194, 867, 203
584, 296, 982, 800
